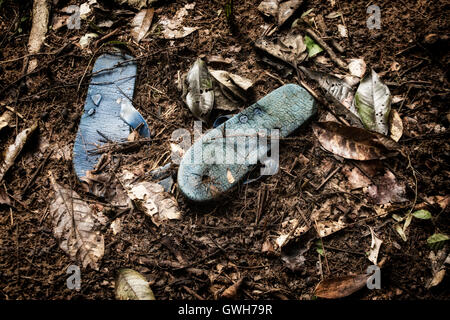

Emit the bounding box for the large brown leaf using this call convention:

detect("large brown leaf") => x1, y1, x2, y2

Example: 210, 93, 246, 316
312, 122, 399, 160
49, 171, 105, 270
315, 274, 369, 299
130, 8, 154, 43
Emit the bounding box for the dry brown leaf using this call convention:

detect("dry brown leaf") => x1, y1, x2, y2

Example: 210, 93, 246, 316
0, 122, 38, 182
366, 170, 407, 204
389, 109, 403, 142
342, 165, 371, 189
48, 171, 105, 270
425, 195, 449, 210
221, 277, 245, 300
314, 218, 347, 238
255, 33, 307, 66
315, 274, 369, 299
156, 3, 198, 39
257, 0, 278, 18
426, 248, 448, 288
210, 70, 254, 101
313, 121, 399, 160
118, 170, 181, 226
0, 188, 11, 206
115, 268, 155, 300
389, 61, 401, 72
348, 58, 366, 78
131, 8, 154, 43
258, 0, 304, 26
428, 269, 446, 288
0, 111, 13, 131
261, 238, 274, 253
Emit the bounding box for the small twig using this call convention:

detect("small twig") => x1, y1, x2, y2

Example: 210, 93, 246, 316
314, 219, 330, 275
315, 165, 342, 191
183, 286, 205, 300
22, 150, 53, 194
305, 28, 347, 69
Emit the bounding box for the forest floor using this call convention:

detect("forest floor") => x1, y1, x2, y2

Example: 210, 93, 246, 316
0, 0, 449, 300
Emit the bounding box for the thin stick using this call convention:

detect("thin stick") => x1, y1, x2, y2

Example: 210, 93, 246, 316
314, 219, 330, 275
183, 286, 205, 300
305, 28, 347, 69
22, 150, 53, 194
315, 165, 342, 191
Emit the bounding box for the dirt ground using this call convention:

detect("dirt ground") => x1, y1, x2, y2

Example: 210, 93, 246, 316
0, 0, 449, 300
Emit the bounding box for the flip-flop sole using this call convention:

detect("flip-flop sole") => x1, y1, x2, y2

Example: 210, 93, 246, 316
73, 53, 150, 179
177, 84, 317, 202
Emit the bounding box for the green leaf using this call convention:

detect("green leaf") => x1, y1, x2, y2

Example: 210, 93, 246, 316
427, 233, 449, 250
304, 35, 323, 58
412, 209, 432, 220
316, 240, 324, 256
354, 69, 391, 135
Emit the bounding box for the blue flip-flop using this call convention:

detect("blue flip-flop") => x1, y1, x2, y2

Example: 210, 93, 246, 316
73, 52, 150, 179
177, 84, 317, 202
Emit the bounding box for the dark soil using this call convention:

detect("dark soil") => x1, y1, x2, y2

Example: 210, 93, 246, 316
0, 0, 449, 300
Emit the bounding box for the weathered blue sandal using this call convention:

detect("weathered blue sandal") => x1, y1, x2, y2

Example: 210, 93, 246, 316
177, 84, 317, 202
73, 53, 150, 179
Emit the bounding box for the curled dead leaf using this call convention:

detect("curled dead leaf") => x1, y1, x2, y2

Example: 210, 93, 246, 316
0, 188, 11, 206
0, 111, 13, 131
389, 109, 403, 142
313, 121, 399, 160
258, 0, 304, 26
315, 274, 369, 299
118, 170, 182, 226
131, 8, 154, 43
221, 277, 245, 300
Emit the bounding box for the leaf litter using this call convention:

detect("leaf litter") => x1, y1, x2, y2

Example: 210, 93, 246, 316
48, 171, 105, 270
1, 0, 448, 301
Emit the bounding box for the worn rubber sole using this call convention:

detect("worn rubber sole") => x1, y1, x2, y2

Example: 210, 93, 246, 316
73, 52, 150, 179
177, 84, 317, 202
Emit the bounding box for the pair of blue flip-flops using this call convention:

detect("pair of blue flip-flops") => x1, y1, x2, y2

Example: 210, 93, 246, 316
73, 53, 317, 202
